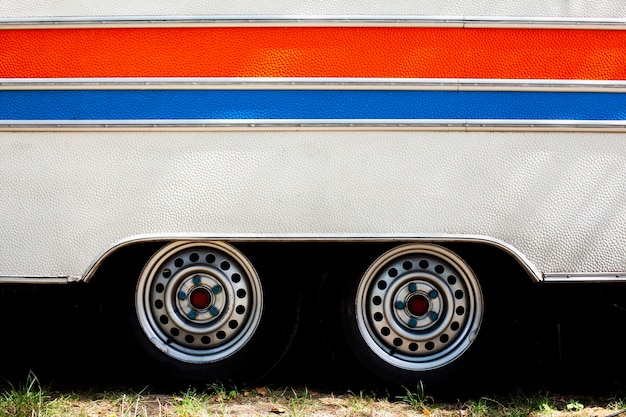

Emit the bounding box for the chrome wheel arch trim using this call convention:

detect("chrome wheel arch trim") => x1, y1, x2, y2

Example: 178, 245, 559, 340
5, 233, 626, 285
73, 233, 543, 284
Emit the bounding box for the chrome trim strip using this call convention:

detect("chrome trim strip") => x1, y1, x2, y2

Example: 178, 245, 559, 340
543, 273, 626, 283
0, 16, 625, 29
3, 78, 626, 92
77, 233, 543, 284
0, 276, 80, 284
2, 120, 625, 132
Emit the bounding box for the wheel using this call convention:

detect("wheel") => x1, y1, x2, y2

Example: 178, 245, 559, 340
342, 243, 484, 385
130, 241, 298, 382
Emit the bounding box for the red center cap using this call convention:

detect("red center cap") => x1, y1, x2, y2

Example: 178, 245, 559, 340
190, 287, 212, 310
407, 294, 429, 317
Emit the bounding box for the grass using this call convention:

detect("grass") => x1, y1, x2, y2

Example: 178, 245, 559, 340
286, 387, 314, 417
1, 372, 625, 417
0, 371, 61, 417
171, 383, 238, 417
109, 388, 151, 417
396, 381, 431, 412
346, 390, 375, 412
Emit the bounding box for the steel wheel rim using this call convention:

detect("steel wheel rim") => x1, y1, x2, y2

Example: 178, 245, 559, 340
356, 244, 483, 372
136, 241, 263, 364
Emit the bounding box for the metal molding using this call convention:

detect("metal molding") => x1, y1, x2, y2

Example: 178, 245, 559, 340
74, 233, 543, 284
543, 273, 626, 283
2, 120, 626, 132
3, 78, 626, 92
1, 16, 625, 29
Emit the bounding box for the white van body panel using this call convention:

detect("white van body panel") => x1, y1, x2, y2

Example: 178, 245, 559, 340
1, 130, 625, 278
1, 0, 625, 282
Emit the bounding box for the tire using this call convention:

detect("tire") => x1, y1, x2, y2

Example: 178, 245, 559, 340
342, 243, 484, 386
129, 241, 299, 383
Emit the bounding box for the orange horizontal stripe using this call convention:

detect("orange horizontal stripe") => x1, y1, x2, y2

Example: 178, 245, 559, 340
1, 26, 625, 79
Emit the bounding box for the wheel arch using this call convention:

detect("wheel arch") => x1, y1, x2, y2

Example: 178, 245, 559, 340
81, 234, 542, 286
78, 234, 541, 384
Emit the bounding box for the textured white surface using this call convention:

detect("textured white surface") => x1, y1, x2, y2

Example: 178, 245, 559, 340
1, 0, 626, 279
0, 0, 625, 18
1, 130, 626, 277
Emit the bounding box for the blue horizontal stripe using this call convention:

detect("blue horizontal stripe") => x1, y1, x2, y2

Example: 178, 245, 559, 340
1, 90, 625, 121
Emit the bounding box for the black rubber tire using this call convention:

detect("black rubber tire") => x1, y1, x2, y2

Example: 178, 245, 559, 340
339, 243, 485, 386
125, 241, 300, 384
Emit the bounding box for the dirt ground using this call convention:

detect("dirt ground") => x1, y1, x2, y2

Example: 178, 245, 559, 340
55, 387, 626, 417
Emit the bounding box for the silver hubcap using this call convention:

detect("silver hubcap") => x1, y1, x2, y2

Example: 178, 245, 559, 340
356, 244, 483, 372
136, 241, 262, 364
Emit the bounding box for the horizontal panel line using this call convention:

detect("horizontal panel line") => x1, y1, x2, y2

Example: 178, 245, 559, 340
1, 16, 625, 29
2, 121, 626, 132
2, 78, 626, 92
